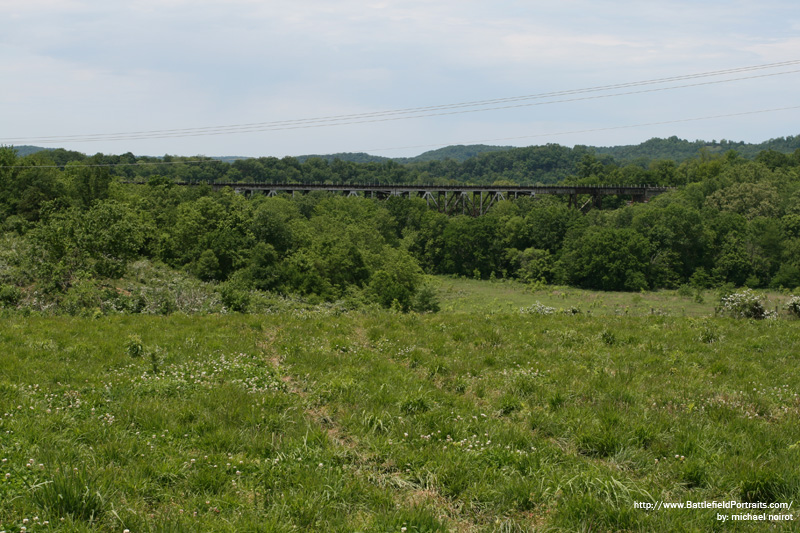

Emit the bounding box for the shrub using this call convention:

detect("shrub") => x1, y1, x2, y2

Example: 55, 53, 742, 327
218, 280, 251, 312
787, 295, 800, 318
600, 329, 617, 346
520, 302, 556, 315
125, 334, 144, 358
718, 289, 773, 319
0, 283, 21, 307
689, 267, 713, 289
411, 283, 440, 313
697, 324, 721, 344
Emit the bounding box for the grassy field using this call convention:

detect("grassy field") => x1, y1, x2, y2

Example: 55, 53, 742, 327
1, 286, 799, 531
434, 277, 795, 317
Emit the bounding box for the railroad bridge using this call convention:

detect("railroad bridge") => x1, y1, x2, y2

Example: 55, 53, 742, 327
177, 182, 674, 215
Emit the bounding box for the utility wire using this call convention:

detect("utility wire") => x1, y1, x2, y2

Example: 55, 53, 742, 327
366, 105, 800, 153
14, 68, 800, 142
2, 60, 799, 144
4, 104, 798, 169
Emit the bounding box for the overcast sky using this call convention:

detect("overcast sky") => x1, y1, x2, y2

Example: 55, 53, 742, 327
1, 0, 799, 158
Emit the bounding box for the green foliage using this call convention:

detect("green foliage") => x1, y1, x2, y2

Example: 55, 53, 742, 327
125, 334, 145, 358
28, 201, 145, 291
0, 283, 21, 307
787, 295, 800, 318
593, 134, 800, 163
510, 247, 553, 283
410, 282, 440, 313
707, 181, 782, 220
367, 248, 423, 311
772, 263, 800, 289
193, 249, 221, 281
218, 278, 252, 312
718, 289, 772, 319
4, 140, 800, 312
557, 227, 652, 291
1, 306, 800, 530
66, 161, 112, 208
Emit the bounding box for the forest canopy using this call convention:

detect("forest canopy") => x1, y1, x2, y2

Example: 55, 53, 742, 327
2, 139, 800, 315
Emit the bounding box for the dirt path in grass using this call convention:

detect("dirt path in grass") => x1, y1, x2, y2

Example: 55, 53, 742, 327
259, 324, 479, 532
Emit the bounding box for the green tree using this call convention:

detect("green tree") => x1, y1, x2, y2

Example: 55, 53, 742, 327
440, 216, 502, 278
557, 227, 652, 291
367, 247, 423, 310
706, 182, 781, 220
79, 201, 146, 278
28, 201, 144, 290
712, 234, 753, 286
250, 197, 299, 254
508, 247, 553, 283
66, 160, 111, 208
242, 242, 280, 291
631, 201, 709, 285
4, 154, 66, 221
170, 192, 253, 280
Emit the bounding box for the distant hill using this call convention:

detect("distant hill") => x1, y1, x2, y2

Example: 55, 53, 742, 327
7, 135, 799, 168
9, 145, 53, 157
593, 135, 800, 164
212, 156, 253, 164
274, 137, 800, 165
295, 152, 390, 164
293, 145, 512, 164
395, 144, 514, 163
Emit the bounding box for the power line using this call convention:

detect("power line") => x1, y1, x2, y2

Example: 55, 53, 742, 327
4, 104, 798, 169
2, 60, 799, 144
20, 68, 800, 142
366, 105, 800, 153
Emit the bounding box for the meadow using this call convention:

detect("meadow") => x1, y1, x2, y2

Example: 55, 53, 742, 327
1, 282, 799, 532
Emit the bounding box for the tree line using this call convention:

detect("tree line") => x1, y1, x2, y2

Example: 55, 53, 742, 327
1, 143, 800, 314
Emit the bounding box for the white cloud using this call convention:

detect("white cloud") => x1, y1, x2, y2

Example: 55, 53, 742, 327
1, 0, 798, 156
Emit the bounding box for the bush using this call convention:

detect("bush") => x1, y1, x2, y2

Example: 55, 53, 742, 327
520, 302, 556, 315
0, 284, 21, 307
218, 280, 251, 312
677, 284, 693, 298
600, 329, 617, 346
696, 321, 721, 344
787, 295, 800, 318
125, 334, 145, 358
689, 267, 713, 289
718, 289, 773, 319
411, 283, 440, 313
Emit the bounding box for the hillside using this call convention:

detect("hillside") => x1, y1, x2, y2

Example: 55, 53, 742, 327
593, 135, 800, 164
295, 152, 390, 164
394, 144, 514, 163
9, 145, 54, 157
9, 136, 800, 168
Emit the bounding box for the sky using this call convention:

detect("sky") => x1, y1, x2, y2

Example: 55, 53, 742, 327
1, 0, 799, 158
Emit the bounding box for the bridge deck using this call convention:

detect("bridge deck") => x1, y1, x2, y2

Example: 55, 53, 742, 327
180, 182, 673, 196
166, 182, 674, 214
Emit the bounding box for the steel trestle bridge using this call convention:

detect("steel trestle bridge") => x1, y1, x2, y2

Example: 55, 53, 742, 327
174, 182, 674, 215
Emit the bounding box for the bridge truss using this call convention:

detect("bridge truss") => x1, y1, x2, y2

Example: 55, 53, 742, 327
173, 182, 674, 216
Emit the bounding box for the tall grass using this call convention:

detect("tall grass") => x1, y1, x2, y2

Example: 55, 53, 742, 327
0, 303, 798, 530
